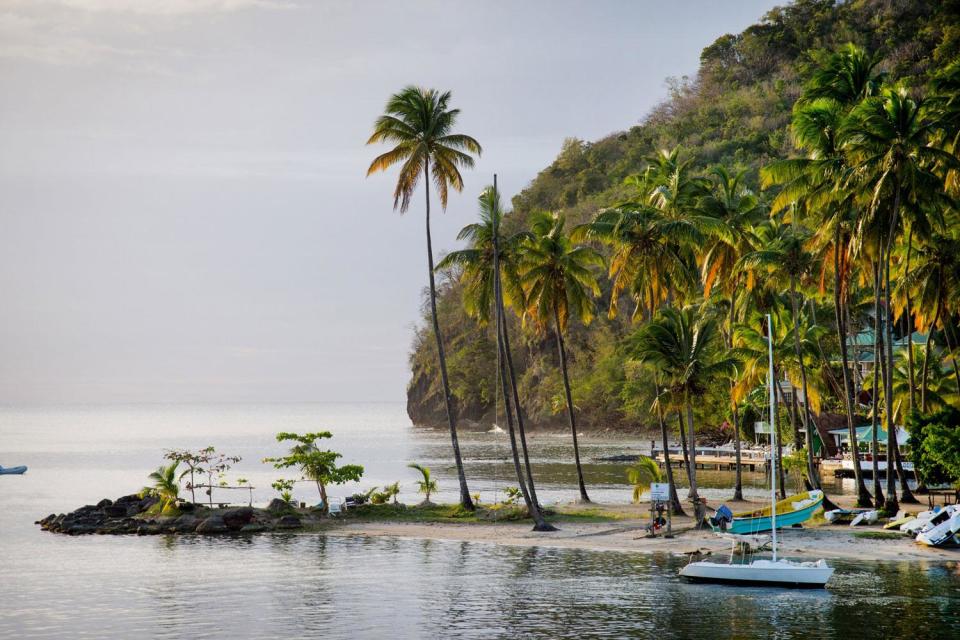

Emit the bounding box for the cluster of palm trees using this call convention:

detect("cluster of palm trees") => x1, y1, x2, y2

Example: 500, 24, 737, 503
367, 45, 960, 523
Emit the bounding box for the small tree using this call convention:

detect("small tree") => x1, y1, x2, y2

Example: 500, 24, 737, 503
164, 446, 241, 505
371, 482, 401, 505
627, 456, 662, 504
264, 432, 363, 513
408, 463, 438, 504
143, 462, 180, 514
271, 478, 296, 503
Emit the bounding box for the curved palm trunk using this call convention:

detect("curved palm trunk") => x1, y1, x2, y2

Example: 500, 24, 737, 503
789, 274, 820, 489
553, 305, 590, 502
424, 165, 473, 511
943, 320, 960, 394
656, 390, 685, 516
834, 231, 871, 506
920, 293, 942, 412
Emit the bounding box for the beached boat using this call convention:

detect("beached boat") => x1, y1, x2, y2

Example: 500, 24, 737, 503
680, 314, 834, 589
916, 509, 960, 547
901, 507, 949, 536
0, 465, 27, 475
825, 508, 871, 524
849, 510, 878, 526
717, 491, 824, 534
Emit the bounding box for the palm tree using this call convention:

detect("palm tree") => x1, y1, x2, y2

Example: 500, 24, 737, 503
520, 211, 604, 502
407, 463, 438, 504
437, 185, 553, 531
739, 218, 824, 489
633, 304, 738, 522
700, 166, 764, 500
144, 462, 180, 514
367, 86, 481, 510
627, 456, 662, 503
843, 86, 954, 510
762, 95, 873, 506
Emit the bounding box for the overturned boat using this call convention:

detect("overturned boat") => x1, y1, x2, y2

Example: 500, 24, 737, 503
916, 508, 960, 547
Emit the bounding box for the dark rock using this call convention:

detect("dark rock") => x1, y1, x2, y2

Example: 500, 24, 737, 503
239, 523, 266, 533
195, 515, 228, 534
173, 515, 199, 533
125, 505, 141, 517
276, 515, 302, 529
222, 507, 254, 530
104, 504, 130, 517
178, 501, 196, 512
138, 496, 159, 513
267, 498, 293, 514
96, 498, 113, 509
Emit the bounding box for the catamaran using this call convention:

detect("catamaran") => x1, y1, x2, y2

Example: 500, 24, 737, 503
680, 314, 834, 588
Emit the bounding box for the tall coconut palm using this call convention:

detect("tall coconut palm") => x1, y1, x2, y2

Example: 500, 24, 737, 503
367, 86, 481, 510
843, 86, 954, 509
700, 166, 764, 500
437, 185, 553, 531
763, 96, 874, 505
633, 304, 738, 522
520, 211, 604, 502
738, 218, 824, 489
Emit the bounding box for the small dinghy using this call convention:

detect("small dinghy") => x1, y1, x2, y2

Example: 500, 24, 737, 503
0, 465, 27, 475
849, 510, 879, 526
916, 510, 960, 547
714, 490, 825, 534
901, 507, 951, 536
825, 508, 871, 524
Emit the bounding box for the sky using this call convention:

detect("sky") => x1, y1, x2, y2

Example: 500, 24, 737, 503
0, 0, 780, 404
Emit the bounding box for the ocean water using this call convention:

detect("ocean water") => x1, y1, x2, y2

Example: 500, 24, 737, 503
2, 403, 958, 639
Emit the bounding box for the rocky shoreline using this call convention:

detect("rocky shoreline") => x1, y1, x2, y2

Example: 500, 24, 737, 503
37, 494, 317, 536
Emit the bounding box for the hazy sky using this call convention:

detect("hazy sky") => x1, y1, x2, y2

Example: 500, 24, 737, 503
0, 0, 778, 404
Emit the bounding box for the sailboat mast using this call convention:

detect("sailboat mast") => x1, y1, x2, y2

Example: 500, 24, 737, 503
767, 313, 777, 561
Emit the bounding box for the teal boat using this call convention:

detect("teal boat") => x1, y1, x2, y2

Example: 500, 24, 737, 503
715, 490, 824, 534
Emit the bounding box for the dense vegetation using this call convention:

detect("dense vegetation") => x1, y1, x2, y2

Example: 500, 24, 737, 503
399, 0, 960, 514
409, 0, 960, 432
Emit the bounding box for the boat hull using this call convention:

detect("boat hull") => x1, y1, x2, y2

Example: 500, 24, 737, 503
0, 466, 27, 475
725, 492, 824, 534
679, 559, 833, 588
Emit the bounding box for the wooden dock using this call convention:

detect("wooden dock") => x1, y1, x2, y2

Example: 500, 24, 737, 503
653, 447, 769, 472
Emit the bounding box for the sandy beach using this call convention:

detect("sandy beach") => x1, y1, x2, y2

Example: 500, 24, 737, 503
326, 499, 960, 564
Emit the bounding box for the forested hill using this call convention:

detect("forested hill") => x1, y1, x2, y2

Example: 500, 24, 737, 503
407, 0, 960, 430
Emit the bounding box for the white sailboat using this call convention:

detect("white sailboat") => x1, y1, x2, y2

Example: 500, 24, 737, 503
680, 314, 834, 588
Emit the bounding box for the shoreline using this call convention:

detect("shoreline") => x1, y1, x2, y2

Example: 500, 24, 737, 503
325, 518, 960, 564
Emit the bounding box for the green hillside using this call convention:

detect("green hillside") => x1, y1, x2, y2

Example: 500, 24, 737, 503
406, 0, 960, 431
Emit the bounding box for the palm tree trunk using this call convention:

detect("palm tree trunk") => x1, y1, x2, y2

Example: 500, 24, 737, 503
553, 304, 590, 502
676, 411, 693, 494
728, 296, 743, 501
920, 293, 941, 412
789, 274, 820, 489
773, 377, 788, 500
424, 164, 473, 511
882, 188, 900, 514
656, 391, 685, 516
834, 232, 871, 506
943, 319, 960, 394
905, 229, 916, 411
685, 394, 698, 502
871, 259, 885, 509
491, 199, 553, 531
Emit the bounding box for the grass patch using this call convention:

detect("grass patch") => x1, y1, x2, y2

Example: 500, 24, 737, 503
345, 502, 479, 523
549, 507, 623, 523
852, 531, 902, 540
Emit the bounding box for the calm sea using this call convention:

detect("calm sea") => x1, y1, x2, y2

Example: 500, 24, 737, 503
1, 403, 957, 638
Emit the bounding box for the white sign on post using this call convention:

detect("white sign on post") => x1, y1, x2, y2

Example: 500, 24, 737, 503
649, 483, 670, 502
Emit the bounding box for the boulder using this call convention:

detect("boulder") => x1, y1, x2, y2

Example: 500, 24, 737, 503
221, 507, 254, 530
104, 504, 130, 518
195, 515, 228, 534
96, 498, 113, 509
267, 498, 293, 514
173, 515, 199, 533
276, 515, 302, 529
138, 495, 159, 513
